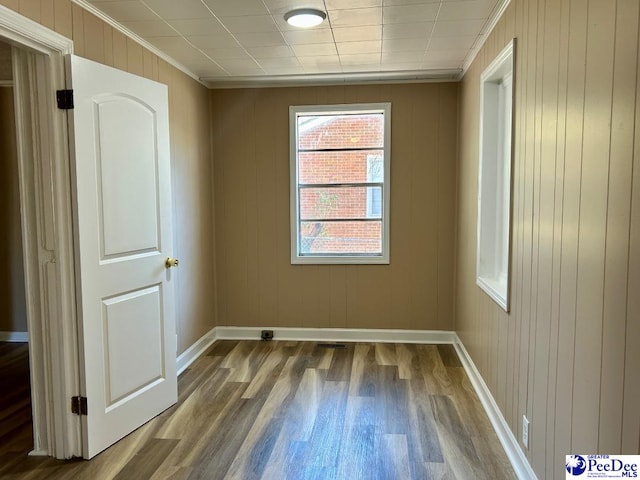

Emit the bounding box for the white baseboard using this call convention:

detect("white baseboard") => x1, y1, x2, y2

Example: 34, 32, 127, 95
28, 449, 49, 457
453, 334, 537, 480
0, 331, 28, 342
214, 326, 456, 344
176, 327, 217, 376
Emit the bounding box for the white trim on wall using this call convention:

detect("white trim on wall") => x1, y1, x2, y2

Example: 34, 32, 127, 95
460, 0, 513, 78
53, 0, 508, 89
214, 326, 456, 344
205, 70, 461, 88
1, 4, 80, 459
0, 331, 28, 342
176, 327, 217, 375
453, 335, 538, 480
0, 6, 72, 55
72, 0, 497, 89
71, 0, 205, 86
476, 39, 515, 312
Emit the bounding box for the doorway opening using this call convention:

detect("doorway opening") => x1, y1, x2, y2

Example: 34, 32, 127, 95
0, 5, 81, 459
0, 6, 180, 460
0, 39, 32, 458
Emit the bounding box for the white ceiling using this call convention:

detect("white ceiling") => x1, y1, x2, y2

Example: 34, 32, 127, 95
80, 0, 507, 87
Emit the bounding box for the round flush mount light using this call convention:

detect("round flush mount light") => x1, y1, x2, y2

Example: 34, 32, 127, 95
284, 8, 327, 28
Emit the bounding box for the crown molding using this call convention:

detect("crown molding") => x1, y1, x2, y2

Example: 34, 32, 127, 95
71, 0, 206, 87
460, 0, 512, 79
72, 0, 508, 89
204, 68, 461, 89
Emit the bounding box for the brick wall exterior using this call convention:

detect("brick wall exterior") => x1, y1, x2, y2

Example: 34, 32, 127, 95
297, 114, 384, 254
299, 151, 371, 185
298, 114, 383, 150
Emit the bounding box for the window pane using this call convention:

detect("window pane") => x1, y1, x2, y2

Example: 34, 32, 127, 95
300, 220, 382, 255
298, 114, 384, 150
300, 186, 382, 220
366, 154, 383, 182
366, 186, 382, 218
299, 150, 384, 185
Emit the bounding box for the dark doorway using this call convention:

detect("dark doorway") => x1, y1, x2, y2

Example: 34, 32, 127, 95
0, 342, 32, 457
0, 40, 33, 463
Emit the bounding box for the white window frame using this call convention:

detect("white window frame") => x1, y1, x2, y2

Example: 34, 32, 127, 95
477, 39, 515, 312
290, 103, 391, 265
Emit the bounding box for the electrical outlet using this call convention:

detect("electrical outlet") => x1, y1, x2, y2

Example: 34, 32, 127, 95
261, 330, 274, 341
522, 415, 530, 448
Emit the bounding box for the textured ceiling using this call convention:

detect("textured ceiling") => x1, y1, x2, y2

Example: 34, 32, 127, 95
79, 0, 507, 87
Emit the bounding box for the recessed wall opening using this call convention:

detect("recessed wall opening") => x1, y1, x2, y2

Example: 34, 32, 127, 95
476, 39, 515, 312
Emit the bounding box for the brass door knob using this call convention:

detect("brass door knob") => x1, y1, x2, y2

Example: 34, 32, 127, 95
165, 257, 179, 268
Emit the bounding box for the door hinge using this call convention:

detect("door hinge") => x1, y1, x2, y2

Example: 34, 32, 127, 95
56, 89, 74, 110
71, 396, 87, 415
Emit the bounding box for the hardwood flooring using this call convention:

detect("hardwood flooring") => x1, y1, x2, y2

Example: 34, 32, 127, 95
0, 343, 33, 458
0, 341, 515, 479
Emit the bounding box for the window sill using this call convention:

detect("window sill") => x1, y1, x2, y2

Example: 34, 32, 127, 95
291, 255, 390, 265
476, 276, 508, 312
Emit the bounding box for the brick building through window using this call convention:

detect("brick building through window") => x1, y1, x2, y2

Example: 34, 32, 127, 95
290, 103, 391, 264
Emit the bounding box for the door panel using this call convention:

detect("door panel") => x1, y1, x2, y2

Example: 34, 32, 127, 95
102, 285, 164, 407
69, 55, 177, 459
96, 95, 160, 258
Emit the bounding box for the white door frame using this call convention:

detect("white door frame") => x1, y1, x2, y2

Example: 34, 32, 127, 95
0, 5, 81, 459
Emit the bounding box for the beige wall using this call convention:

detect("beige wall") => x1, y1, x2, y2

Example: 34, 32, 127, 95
211, 84, 457, 330
0, 42, 10, 80
457, 0, 640, 477
0, 85, 27, 333
0, 0, 216, 353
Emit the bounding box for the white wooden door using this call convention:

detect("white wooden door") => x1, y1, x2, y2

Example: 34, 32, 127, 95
68, 55, 177, 459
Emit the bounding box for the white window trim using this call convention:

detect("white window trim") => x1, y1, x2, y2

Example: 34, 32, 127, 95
290, 102, 391, 265
476, 39, 515, 312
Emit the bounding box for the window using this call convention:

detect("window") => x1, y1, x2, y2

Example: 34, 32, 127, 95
477, 39, 515, 311
290, 103, 391, 264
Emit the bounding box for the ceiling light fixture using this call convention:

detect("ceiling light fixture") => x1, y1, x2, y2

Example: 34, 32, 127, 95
284, 8, 327, 28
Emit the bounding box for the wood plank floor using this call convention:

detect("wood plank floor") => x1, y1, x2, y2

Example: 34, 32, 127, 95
0, 342, 33, 459
0, 341, 515, 479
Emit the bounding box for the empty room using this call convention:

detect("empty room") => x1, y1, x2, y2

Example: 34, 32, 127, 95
0, 0, 637, 479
